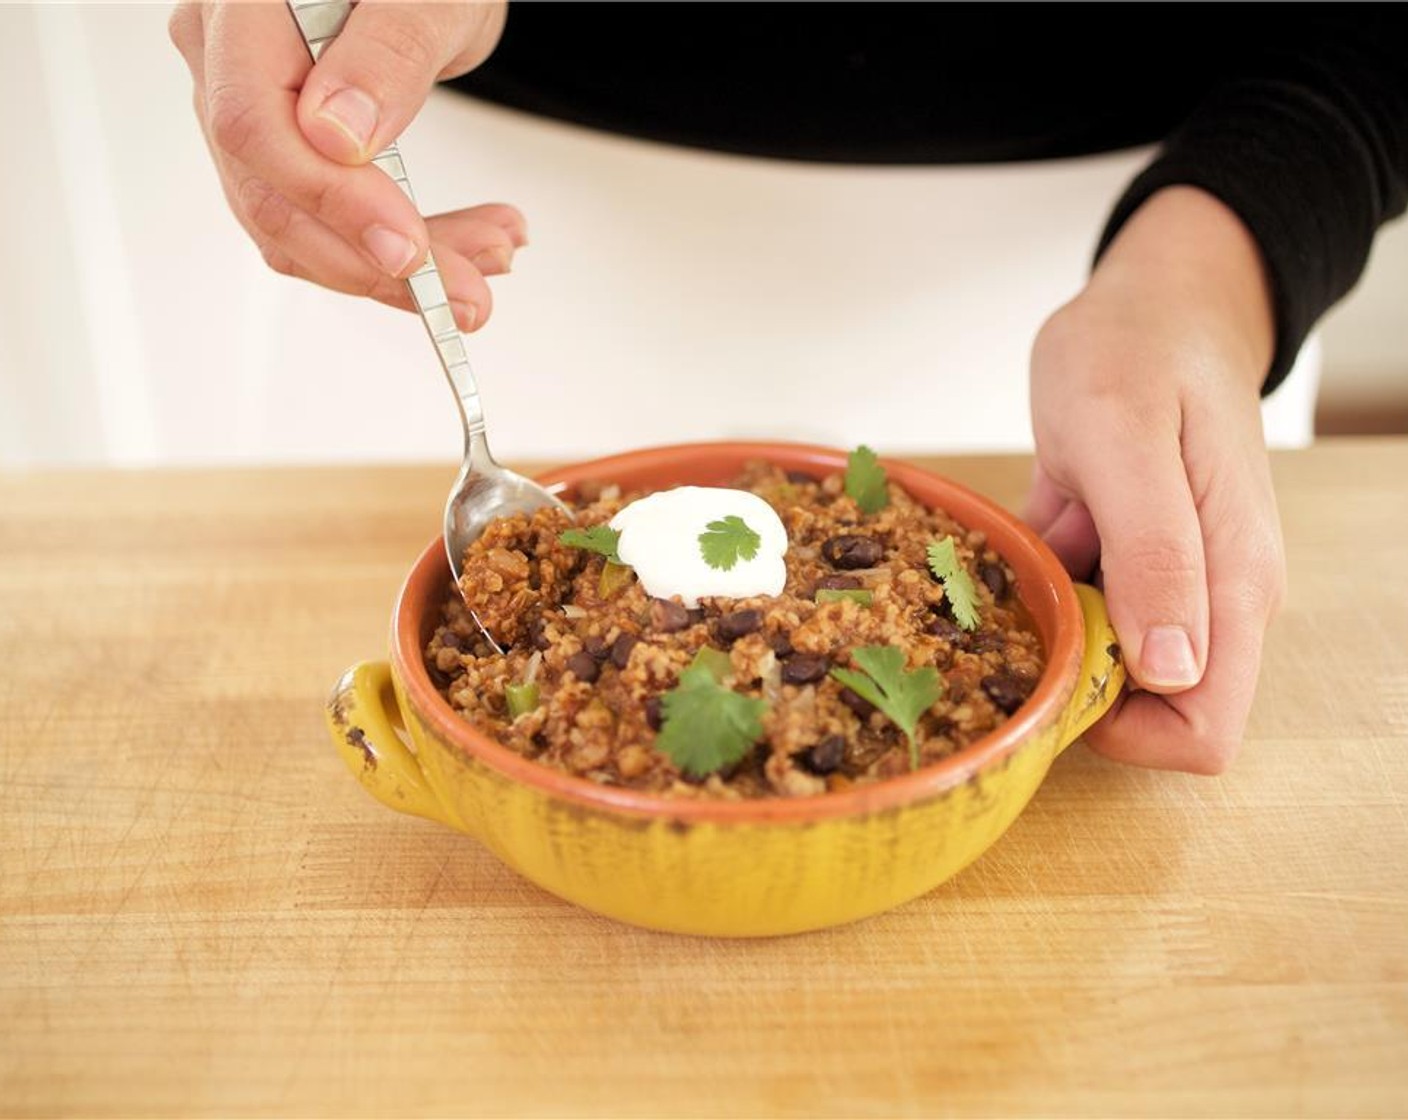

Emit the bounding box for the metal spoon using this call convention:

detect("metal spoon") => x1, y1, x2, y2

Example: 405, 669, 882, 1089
286, 0, 572, 651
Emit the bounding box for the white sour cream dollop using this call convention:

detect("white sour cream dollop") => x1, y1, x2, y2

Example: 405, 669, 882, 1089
609, 486, 788, 608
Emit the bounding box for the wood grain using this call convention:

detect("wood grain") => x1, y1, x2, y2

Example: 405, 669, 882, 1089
2, 441, 1406, 1118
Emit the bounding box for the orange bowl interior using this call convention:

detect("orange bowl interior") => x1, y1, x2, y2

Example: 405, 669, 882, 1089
391, 442, 1083, 823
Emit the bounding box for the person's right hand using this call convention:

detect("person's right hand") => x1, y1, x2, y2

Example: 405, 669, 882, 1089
170, 0, 524, 333
1024, 187, 1287, 776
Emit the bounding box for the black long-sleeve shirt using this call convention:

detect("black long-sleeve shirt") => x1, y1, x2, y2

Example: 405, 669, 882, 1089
449, 3, 1408, 394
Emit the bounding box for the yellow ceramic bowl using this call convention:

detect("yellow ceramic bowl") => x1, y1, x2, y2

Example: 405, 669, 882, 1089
327, 442, 1123, 936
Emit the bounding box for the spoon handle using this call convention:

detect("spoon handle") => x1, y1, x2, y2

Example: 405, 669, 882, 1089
285, 0, 488, 440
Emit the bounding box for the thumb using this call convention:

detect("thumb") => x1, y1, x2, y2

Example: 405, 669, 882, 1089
295, 1, 505, 164
1068, 425, 1210, 694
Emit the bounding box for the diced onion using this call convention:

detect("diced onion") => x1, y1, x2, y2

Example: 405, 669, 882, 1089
759, 650, 782, 705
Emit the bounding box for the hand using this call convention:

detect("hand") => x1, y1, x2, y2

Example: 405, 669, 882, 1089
170, 0, 523, 332
1026, 186, 1287, 774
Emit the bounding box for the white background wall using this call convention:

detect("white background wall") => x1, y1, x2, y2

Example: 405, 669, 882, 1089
1, 3, 1404, 469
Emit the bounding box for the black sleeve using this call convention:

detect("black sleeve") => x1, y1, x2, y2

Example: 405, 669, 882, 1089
1095, 8, 1408, 395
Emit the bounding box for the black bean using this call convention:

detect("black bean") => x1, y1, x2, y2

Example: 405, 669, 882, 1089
979, 561, 1009, 600
982, 672, 1031, 715
814, 574, 862, 594
768, 631, 795, 659
715, 609, 763, 643
527, 617, 552, 652
926, 615, 964, 644
687, 608, 706, 627
645, 696, 664, 731
582, 634, 610, 661
781, 653, 830, 685
801, 734, 847, 775
716, 739, 768, 781
968, 631, 1007, 654
440, 630, 462, 651
821, 535, 883, 570
566, 651, 599, 683
428, 666, 454, 689
650, 598, 692, 633
611, 633, 639, 670
839, 687, 877, 720
785, 469, 819, 484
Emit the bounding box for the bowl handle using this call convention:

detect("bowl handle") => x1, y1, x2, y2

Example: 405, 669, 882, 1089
325, 661, 453, 826
1056, 583, 1127, 751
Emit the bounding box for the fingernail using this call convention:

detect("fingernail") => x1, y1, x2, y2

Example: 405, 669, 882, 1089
362, 226, 418, 277
451, 301, 479, 332
470, 246, 512, 275
1141, 625, 1201, 689
316, 86, 379, 155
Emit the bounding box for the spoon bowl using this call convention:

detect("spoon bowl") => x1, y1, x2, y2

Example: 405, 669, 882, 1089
443, 432, 571, 651
444, 447, 569, 568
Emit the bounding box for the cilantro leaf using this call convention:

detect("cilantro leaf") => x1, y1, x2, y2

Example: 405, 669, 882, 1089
656, 649, 768, 777
844, 444, 889, 515
830, 645, 942, 770
559, 524, 622, 565
697, 515, 761, 572
926, 537, 981, 631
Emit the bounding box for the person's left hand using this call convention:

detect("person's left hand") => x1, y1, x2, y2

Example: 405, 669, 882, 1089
1025, 186, 1287, 774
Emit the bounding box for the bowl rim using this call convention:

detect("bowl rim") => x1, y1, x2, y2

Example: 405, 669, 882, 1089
391, 440, 1083, 823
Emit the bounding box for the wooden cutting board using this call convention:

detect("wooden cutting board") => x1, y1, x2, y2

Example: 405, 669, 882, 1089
1, 441, 1405, 1117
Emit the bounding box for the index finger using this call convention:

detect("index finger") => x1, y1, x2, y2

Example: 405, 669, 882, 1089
202, 0, 430, 278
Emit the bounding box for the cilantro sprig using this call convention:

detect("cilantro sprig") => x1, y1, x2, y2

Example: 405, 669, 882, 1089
698, 515, 761, 572
655, 648, 767, 778
559, 524, 622, 565
844, 444, 889, 515
830, 646, 942, 771
926, 537, 981, 631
